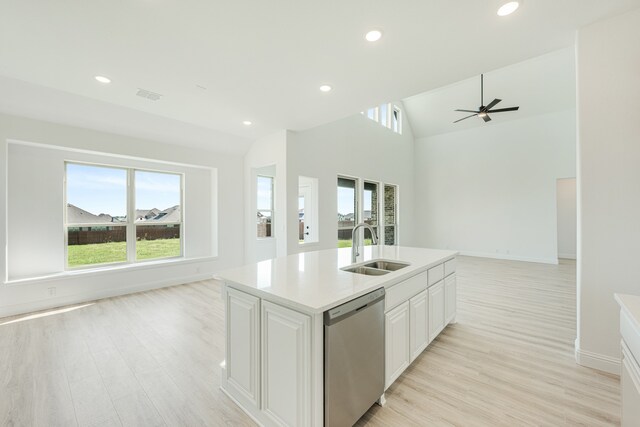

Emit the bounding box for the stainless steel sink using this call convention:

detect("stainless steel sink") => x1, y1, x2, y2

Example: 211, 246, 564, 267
341, 266, 390, 276
362, 260, 410, 271
341, 259, 410, 276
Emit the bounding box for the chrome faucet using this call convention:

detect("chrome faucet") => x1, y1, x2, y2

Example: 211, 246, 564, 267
351, 222, 379, 263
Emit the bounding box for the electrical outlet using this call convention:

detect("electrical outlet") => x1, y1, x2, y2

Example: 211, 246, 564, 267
196, 266, 201, 274
48, 287, 56, 297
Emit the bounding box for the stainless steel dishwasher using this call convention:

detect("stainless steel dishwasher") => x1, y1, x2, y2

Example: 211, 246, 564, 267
324, 288, 385, 426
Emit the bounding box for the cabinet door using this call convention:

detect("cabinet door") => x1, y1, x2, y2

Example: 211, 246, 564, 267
385, 301, 410, 389
261, 301, 311, 427
445, 274, 457, 324
410, 290, 429, 362
225, 287, 260, 406
428, 282, 445, 343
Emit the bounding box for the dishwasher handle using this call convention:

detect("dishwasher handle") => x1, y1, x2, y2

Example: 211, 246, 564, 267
324, 288, 385, 326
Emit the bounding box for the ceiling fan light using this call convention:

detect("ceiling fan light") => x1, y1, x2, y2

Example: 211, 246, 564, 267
478, 112, 487, 118
497, 1, 520, 16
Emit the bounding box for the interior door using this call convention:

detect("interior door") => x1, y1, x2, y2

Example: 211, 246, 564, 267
298, 185, 314, 243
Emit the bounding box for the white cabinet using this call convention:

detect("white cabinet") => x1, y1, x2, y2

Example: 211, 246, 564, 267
622, 343, 640, 427
409, 289, 429, 362
428, 263, 444, 286
384, 259, 457, 389
261, 300, 312, 427
225, 288, 260, 406
428, 281, 445, 342
385, 301, 410, 389
618, 300, 640, 427
445, 274, 457, 324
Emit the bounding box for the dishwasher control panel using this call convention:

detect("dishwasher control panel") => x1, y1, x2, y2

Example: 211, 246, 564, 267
324, 287, 385, 325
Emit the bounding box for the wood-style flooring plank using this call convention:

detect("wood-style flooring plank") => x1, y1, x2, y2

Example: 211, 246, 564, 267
0, 257, 620, 426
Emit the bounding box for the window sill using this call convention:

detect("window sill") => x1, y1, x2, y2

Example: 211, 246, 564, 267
5, 256, 217, 286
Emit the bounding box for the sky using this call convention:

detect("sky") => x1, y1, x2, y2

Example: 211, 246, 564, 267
337, 187, 373, 216
66, 164, 180, 217
257, 176, 272, 211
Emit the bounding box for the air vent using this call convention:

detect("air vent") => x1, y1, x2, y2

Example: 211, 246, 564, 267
136, 88, 162, 101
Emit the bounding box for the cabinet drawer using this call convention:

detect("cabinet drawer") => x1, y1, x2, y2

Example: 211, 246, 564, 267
386, 272, 427, 312
444, 258, 456, 277
428, 263, 445, 286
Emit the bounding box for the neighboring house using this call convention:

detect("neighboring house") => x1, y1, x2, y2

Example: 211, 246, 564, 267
67, 203, 115, 224
337, 213, 355, 221
67, 203, 181, 224
136, 206, 181, 223
135, 208, 160, 221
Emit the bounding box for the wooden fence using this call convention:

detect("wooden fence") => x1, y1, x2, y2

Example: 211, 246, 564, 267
68, 225, 180, 245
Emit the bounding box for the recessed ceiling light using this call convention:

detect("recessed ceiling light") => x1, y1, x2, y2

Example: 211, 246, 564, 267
243, 120, 252, 126
365, 30, 382, 42
319, 85, 332, 92
497, 1, 520, 16
94, 75, 111, 84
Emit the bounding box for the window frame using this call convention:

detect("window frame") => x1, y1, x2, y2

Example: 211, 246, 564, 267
337, 175, 360, 246
256, 174, 275, 239
392, 105, 402, 135
64, 161, 184, 270
362, 103, 402, 135
337, 175, 399, 247
362, 180, 379, 246
383, 183, 399, 245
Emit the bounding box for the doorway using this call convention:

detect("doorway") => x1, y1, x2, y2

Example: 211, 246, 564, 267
556, 178, 576, 260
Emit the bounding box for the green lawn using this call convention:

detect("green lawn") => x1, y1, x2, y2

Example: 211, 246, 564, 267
338, 239, 373, 248
68, 238, 181, 267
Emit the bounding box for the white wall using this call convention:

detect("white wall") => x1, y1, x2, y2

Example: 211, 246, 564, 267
0, 113, 244, 317
576, 7, 640, 373
7, 142, 215, 279
414, 110, 576, 264
286, 105, 416, 253
556, 178, 577, 259
244, 130, 288, 263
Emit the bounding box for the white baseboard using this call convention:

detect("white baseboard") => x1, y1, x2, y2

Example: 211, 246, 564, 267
558, 253, 577, 260
575, 341, 620, 375
0, 272, 212, 319
458, 250, 559, 265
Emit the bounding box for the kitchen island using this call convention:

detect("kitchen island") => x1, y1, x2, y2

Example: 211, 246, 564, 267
216, 246, 458, 427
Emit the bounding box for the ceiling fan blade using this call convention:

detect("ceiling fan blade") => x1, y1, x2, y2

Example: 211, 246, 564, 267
482, 114, 492, 122
487, 106, 520, 113
455, 109, 480, 113
453, 114, 477, 123
485, 98, 502, 110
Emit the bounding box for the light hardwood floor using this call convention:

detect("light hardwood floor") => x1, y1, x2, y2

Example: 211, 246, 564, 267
0, 256, 619, 426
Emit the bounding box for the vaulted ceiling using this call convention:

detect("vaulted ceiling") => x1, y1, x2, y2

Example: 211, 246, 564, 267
1, 0, 638, 151
403, 48, 577, 139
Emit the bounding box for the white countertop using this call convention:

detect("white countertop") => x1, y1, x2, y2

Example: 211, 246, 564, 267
616, 293, 640, 333
215, 246, 457, 314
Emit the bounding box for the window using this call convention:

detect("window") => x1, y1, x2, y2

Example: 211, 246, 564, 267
392, 106, 402, 134
384, 184, 398, 245
336, 176, 399, 248
363, 181, 379, 246
65, 162, 183, 269
337, 176, 358, 247
366, 107, 377, 121
135, 170, 182, 261
362, 103, 402, 134
257, 175, 274, 238
379, 104, 388, 128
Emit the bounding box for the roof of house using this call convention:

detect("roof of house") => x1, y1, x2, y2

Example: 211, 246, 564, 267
66, 204, 114, 224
